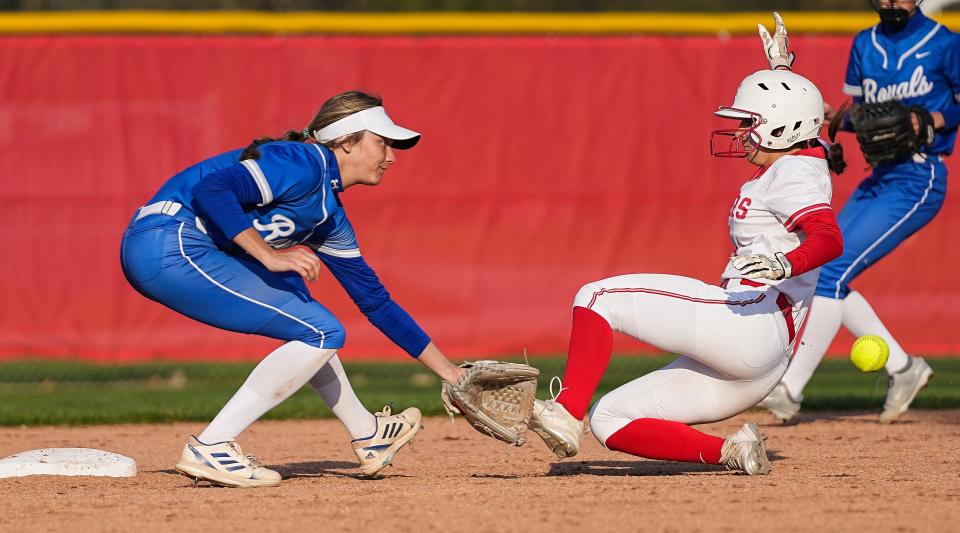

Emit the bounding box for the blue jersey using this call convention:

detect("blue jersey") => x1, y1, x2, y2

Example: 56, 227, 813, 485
843, 11, 960, 155
148, 142, 357, 256
128, 141, 430, 357
815, 12, 953, 300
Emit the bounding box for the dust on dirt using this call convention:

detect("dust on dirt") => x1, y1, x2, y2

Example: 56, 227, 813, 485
2, 410, 958, 532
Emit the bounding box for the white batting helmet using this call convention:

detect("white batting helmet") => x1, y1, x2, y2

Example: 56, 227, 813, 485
712, 70, 824, 156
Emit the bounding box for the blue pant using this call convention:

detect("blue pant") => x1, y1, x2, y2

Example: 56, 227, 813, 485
816, 157, 947, 299
120, 214, 345, 349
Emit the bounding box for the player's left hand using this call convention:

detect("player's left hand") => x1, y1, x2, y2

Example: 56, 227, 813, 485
910, 106, 936, 147
271, 244, 322, 281
758, 12, 795, 70
731, 252, 793, 280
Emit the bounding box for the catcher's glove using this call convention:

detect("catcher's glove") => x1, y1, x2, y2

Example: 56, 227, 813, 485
441, 360, 539, 446
850, 100, 924, 166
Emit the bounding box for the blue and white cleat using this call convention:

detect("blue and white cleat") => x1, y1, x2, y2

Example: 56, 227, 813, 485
352, 405, 422, 476
175, 436, 281, 488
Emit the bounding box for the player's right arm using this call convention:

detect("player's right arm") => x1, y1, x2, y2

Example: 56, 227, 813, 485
190, 144, 323, 280
826, 35, 866, 131
317, 248, 463, 382
309, 211, 463, 382
841, 36, 864, 103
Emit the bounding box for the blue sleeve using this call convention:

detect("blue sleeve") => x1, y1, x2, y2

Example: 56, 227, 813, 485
318, 253, 431, 358
941, 104, 960, 130
241, 142, 327, 205
840, 37, 865, 133
842, 36, 864, 100
191, 164, 261, 241
309, 209, 361, 257
939, 34, 960, 130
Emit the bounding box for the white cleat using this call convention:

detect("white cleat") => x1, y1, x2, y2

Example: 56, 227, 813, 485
352, 405, 422, 476
879, 356, 934, 424
759, 383, 802, 424
528, 378, 584, 460
175, 436, 281, 488
720, 422, 771, 476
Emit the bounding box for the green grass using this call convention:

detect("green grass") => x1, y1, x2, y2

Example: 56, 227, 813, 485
0, 357, 957, 426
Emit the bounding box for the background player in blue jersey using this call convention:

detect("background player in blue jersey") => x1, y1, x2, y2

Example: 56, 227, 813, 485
120, 91, 466, 487
758, 3, 959, 424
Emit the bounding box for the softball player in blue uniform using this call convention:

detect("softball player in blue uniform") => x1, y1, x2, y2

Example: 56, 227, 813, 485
759, 2, 960, 423
121, 91, 465, 487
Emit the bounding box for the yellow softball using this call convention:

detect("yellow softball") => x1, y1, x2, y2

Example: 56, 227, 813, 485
850, 335, 889, 373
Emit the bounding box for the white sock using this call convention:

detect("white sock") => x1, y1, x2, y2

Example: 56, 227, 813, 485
781, 296, 844, 399
308, 355, 377, 440
198, 341, 337, 443
841, 291, 911, 374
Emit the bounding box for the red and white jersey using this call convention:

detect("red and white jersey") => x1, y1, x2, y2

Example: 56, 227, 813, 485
721, 147, 833, 306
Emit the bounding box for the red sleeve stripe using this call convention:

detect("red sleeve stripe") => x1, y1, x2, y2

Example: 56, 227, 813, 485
784, 203, 833, 231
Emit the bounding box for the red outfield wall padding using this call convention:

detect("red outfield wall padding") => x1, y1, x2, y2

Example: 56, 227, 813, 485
0, 35, 957, 361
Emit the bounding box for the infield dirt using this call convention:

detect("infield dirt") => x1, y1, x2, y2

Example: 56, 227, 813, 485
2, 410, 958, 532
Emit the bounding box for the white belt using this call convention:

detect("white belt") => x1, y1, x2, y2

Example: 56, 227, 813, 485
134, 200, 207, 234
135, 200, 182, 221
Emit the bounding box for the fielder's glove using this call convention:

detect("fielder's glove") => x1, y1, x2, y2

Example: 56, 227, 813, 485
758, 12, 795, 70
731, 253, 793, 281
850, 100, 926, 166
441, 360, 539, 446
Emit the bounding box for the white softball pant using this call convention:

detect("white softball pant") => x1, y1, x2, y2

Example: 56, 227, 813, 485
579, 274, 793, 446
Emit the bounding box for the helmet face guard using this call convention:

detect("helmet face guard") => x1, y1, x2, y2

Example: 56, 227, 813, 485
711, 108, 764, 158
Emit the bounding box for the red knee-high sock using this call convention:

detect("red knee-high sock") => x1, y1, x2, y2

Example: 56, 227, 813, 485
605, 419, 724, 464
556, 306, 613, 420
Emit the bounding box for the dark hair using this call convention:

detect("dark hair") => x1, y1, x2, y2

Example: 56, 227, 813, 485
791, 140, 846, 175
240, 91, 383, 161
824, 101, 850, 175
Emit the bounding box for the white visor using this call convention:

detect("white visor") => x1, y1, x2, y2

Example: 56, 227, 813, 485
715, 107, 756, 120
313, 106, 421, 150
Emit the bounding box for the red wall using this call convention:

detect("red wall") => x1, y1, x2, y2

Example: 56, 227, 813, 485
1, 35, 957, 361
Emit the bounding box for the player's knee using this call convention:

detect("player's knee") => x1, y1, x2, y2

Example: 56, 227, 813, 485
573, 282, 599, 308
292, 319, 345, 349
573, 282, 613, 322
587, 397, 620, 446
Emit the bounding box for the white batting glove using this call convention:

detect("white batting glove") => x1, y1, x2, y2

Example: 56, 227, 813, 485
758, 12, 795, 70
731, 253, 793, 281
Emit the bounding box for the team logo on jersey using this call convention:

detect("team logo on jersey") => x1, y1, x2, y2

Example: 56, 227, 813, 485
730, 197, 751, 220
862, 65, 933, 103
253, 214, 296, 242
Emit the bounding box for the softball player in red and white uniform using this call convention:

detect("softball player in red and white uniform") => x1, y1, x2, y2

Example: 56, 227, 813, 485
529, 69, 845, 475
